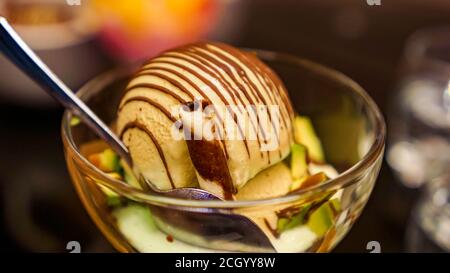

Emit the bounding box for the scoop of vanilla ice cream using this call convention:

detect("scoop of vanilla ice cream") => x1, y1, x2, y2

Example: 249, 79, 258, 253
117, 42, 294, 198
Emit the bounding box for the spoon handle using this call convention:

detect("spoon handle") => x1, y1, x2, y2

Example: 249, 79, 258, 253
0, 17, 131, 165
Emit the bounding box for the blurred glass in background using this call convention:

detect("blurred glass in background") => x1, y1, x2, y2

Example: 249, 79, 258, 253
387, 26, 450, 253
406, 173, 450, 252
388, 27, 450, 188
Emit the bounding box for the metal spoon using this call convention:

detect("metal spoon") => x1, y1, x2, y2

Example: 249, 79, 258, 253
0, 17, 275, 252
0, 16, 213, 199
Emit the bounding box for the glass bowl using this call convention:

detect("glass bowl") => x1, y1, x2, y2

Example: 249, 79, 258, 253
61, 49, 385, 253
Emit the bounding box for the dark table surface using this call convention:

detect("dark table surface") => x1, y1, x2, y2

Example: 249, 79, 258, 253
1, 0, 449, 252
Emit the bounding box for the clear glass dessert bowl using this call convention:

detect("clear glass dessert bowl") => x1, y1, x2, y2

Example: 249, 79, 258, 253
61, 49, 385, 253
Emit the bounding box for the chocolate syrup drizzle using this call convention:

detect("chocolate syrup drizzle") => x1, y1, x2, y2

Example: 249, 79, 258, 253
119, 96, 177, 122
119, 121, 175, 189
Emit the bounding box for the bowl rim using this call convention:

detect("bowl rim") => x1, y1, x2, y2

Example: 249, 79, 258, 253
61, 48, 386, 208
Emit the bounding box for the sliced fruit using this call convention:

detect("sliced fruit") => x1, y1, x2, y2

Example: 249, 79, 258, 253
106, 196, 122, 207
98, 181, 122, 207
307, 203, 333, 236
290, 143, 308, 180
277, 204, 311, 234
277, 218, 290, 232
307, 199, 340, 236
112, 205, 214, 252
80, 140, 110, 158
120, 159, 141, 189
88, 148, 121, 173
293, 116, 325, 163
70, 116, 81, 126
290, 172, 328, 192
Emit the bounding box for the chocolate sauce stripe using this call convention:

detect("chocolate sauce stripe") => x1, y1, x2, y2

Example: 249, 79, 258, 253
124, 83, 187, 104
189, 47, 250, 100
191, 46, 265, 115
209, 43, 292, 128
119, 121, 175, 189
246, 53, 291, 117
251, 65, 279, 109
134, 71, 195, 100
207, 44, 274, 108
149, 59, 253, 158
200, 47, 270, 110
246, 49, 294, 117
141, 65, 208, 102
176, 50, 264, 148
164, 52, 241, 104
188, 47, 265, 158
224, 44, 293, 149
130, 67, 234, 158
208, 44, 285, 149
263, 218, 279, 238
203, 44, 274, 162
150, 59, 234, 108
139, 66, 226, 131
180, 50, 266, 150
245, 59, 291, 134
203, 45, 264, 106
225, 45, 278, 107
159, 53, 253, 158
278, 81, 295, 117
140, 65, 230, 159
181, 49, 272, 137
193, 46, 268, 155
120, 96, 177, 122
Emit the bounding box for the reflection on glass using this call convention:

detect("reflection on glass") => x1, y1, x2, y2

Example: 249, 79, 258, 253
406, 174, 450, 252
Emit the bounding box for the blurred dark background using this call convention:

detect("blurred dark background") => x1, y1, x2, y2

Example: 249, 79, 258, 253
1, 0, 450, 252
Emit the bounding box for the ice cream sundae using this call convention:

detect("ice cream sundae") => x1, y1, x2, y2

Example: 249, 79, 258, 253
79, 42, 349, 252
